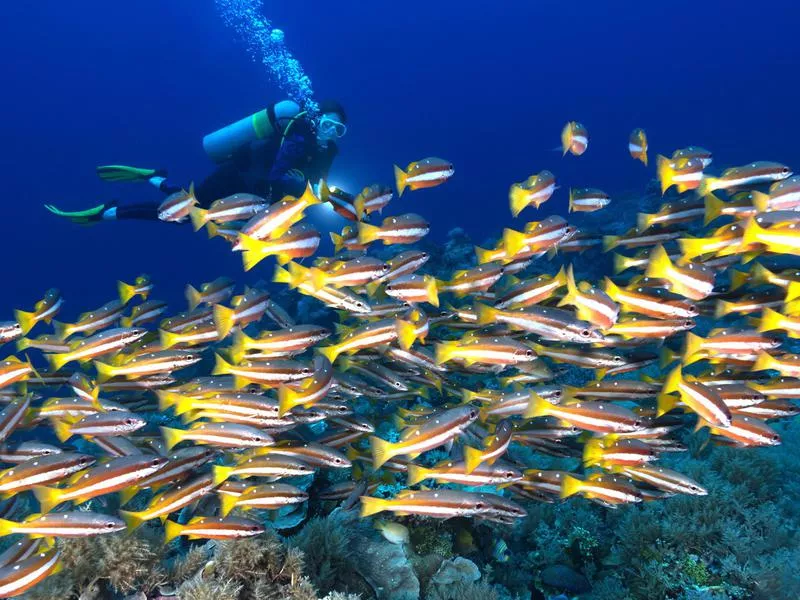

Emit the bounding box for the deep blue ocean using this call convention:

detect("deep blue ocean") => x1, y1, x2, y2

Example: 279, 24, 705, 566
2, 0, 798, 317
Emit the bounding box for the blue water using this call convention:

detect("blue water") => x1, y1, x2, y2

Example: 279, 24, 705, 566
2, 0, 798, 317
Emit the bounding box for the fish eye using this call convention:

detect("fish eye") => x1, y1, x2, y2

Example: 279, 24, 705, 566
525, 349, 534, 357
302, 368, 312, 374
151, 459, 162, 467
253, 436, 264, 443
469, 410, 478, 419
80, 456, 92, 464
394, 381, 403, 388
613, 356, 623, 363
554, 390, 563, 398
381, 264, 390, 271
634, 419, 643, 427
475, 502, 486, 509
42, 449, 53, 455
356, 302, 365, 308
249, 525, 261, 532
772, 434, 780, 441
124, 418, 135, 426
105, 522, 116, 529
685, 320, 693, 327
506, 471, 515, 478
333, 457, 343, 464
581, 329, 590, 337
783, 167, 790, 173
421, 253, 429, 259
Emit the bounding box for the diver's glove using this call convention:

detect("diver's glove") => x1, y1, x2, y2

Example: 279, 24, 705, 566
44, 201, 117, 225
96, 165, 166, 183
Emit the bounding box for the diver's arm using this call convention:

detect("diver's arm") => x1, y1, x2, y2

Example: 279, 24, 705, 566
112, 202, 160, 221
268, 132, 309, 197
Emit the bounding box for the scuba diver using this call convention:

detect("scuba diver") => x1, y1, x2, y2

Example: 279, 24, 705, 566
46, 99, 347, 223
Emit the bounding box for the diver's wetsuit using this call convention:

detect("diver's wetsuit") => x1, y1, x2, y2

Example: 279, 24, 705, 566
116, 116, 337, 220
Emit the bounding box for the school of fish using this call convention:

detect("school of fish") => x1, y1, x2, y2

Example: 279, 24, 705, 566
0, 124, 798, 596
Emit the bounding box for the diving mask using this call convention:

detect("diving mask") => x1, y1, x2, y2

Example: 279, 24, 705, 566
318, 116, 347, 139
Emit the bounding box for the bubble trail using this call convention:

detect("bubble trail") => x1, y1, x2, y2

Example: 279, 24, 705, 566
215, 0, 319, 114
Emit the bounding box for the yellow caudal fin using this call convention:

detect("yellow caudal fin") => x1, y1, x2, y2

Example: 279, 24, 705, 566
785, 281, 800, 304
644, 245, 671, 280
118, 510, 146, 532
316, 345, 341, 365
212, 465, 233, 487
307, 267, 328, 291
213, 304, 237, 340
93, 361, 117, 383
185, 285, 203, 310
661, 365, 683, 395
425, 276, 439, 308
278, 385, 301, 417
752, 352, 778, 373
229, 330, 251, 364
13, 309, 37, 335
568, 188, 577, 212
729, 269, 750, 291
750, 190, 771, 213
406, 464, 432, 486
656, 392, 680, 417
360, 496, 389, 518
46, 352, 71, 374
357, 222, 382, 245
501, 228, 528, 257
714, 299, 733, 320
656, 155, 673, 196
0, 518, 18, 537
758, 307, 785, 333
189, 207, 208, 232
370, 436, 396, 469
33, 486, 63, 514
211, 353, 234, 377
556, 264, 579, 309
159, 328, 181, 350
299, 182, 321, 206
14, 338, 31, 352
117, 281, 137, 305
330, 232, 346, 253
163, 520, 183, 544
273, 265, 292, 286
703, 193, 726, 225
509, 184, 530, 218
697, 175, 719, 198
601, 277, 620, 301
434, 341, 458, 365
394, 165, 408, 197
474, 303, 499, 326
612, 253, 631, 274
582, 437, 606, 467
218, 492, 239, 517
463, 445, 485, 474
561, 123, 571, 156
602, 235, 619, 253
206, 222, 220, 239
50, 418, 73, 444
160, 426, 185, 451
678, 237, 709, 261
395, 319, 417, 351
523, 393, 553, 419
559, 474, 584, 499
353, 195, 366, 220
682, 332, 705, 363
636, 212, 654, 231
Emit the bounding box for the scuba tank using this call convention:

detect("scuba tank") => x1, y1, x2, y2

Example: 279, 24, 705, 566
202, 109, 274, 164
202, 101, 308, 164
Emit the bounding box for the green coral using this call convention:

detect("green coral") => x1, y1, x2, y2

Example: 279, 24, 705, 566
410, 523, 454, 558
289, 512, 358, 596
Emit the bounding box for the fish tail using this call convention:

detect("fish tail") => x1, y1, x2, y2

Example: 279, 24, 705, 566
360, 495, 389, 518
395, 319, 418, 351
357, 222, 382, 245
300, 181, 321, 206
51, 320, 71, 340
306, 267, 328, 291
740, 218, 764, 249
14, 337, 30, 352
602, 235, 619, 253
212, 353, 233, 376
523, 393, 552, 419
568, 188, 575, 213
330, 232, 345, 253
406, 463, 431, 486
474, 303, 499, 326
661, 365, 683, 395
370, 436, 396, 468
238, 235, 269, 272
160, 426, 185, 451
0, 518, 17, 537
697, 176, 718, 197
189, 207, 208, 232
163, 520, 183, 544
582, 438, 605, 467
509, 184, 530, 217
212, 465, 234, 486
561, 124, 571, 156
93, 360, 117, 383
474, 246, 496, 265
157, 390, 190, 415
659, 346, 677, 369
46, 352, 70, 373
729, 269, 750, 291
206, 222, 220, 239
656, 154, 674, 195
393, 165, 408, 197
277, 385, 299, 417
758, 307, 785, 333
703, 193, 726, 225
316, 344, 340, 365
120, 316, 134, 328
753, 352, 778, 373
678, 236, 710, 261
218, 492, 239, 517
644, 245, 671, 280
353, 195, 366, 220
273, 265, 292, 285
229, 330, 250, 363
656, 392, 679, 417
560, 474, 584, 499
601, 277, 620, 301
14, 309, 39, 336
434, 341, 458, 365
463, 445, 485, 474
159, 328, 181, 350
750, 190, 771, 213
425, 276, 440, 307
786, 281, 800, 303
117, 280, 137, 305
50, 418, 72, 443
556, 264, 579, 309
33, 486, 63, 514
501, 228, 528, 257
682, 332, 705, 363
714, 299, 733, 320
365, 280, 382, 297
213, 304, 237, 340
636, 212, 653, 231
185, 285, 202, 310
641, 150, 648, 166
119, 510, 146, 533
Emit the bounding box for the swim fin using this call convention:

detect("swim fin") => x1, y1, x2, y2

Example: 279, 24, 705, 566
96, 165, 165, 182
44, 201, 115, 225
